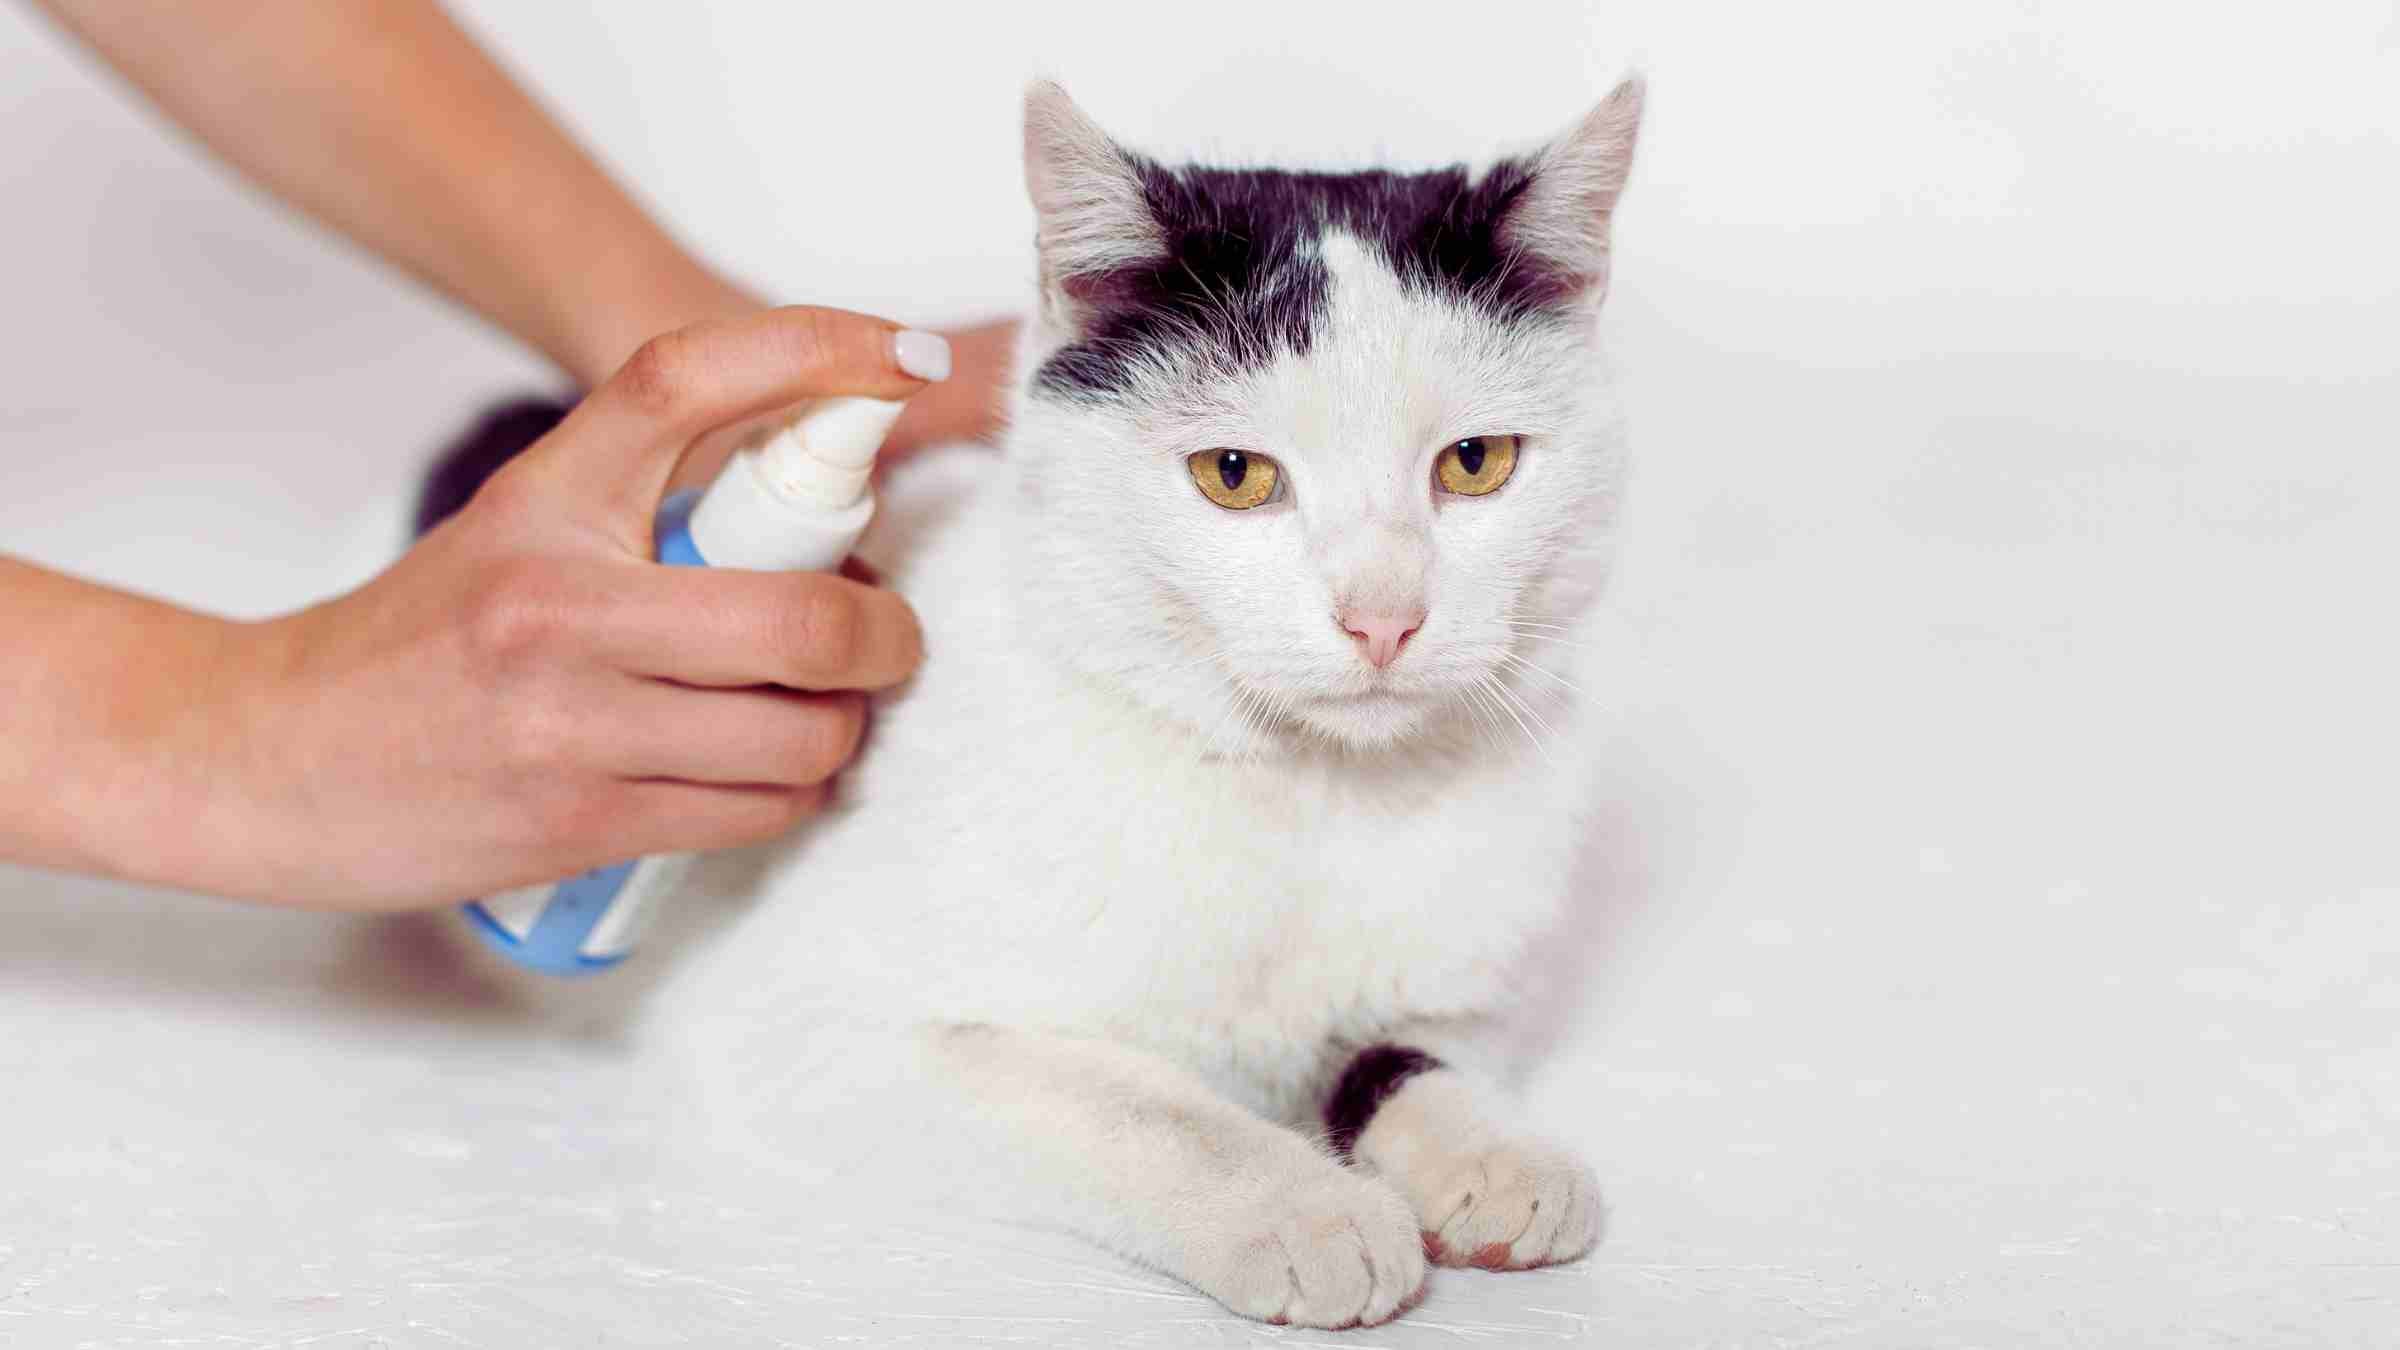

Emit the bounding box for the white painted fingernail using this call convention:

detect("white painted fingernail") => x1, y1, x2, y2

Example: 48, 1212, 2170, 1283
894, 329, 952, 382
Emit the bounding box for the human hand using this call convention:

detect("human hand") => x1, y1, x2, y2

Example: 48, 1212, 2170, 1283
172, 308, 944, 910
660, 315, 1015, 496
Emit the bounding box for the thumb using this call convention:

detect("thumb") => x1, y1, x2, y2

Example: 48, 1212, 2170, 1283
521, 306, 950, 547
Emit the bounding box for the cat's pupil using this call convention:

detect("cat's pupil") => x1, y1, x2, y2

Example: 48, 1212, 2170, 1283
1218, 451, 1247, 490
1455, 440, 1486, 476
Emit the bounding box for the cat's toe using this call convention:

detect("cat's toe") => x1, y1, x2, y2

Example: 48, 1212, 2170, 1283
1418, 1142, 1601, 1271
1199, 1172, 1426, 1327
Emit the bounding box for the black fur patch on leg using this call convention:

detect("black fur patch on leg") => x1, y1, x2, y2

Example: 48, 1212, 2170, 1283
413, 396, 576, 537
1325, 1044, 1446, 1161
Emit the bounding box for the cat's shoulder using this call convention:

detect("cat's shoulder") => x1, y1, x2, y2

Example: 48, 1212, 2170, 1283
859, 442, 1005, 585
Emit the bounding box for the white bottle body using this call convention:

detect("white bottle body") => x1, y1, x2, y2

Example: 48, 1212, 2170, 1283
687, 439, 875, 571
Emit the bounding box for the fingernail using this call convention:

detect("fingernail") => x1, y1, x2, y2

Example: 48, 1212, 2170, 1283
894, 329, 952, 382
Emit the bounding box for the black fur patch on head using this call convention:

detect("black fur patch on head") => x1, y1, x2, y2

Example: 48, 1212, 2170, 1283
1034, 155, 1575, 401
1324, 1043, 1448, 1160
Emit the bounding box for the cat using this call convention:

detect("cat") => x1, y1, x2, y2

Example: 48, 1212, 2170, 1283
438, 77, 1644, 1329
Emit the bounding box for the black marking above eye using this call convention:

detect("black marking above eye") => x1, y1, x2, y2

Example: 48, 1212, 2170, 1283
1218, 450, 1248, 490
1454, 440, 1486, 476
1031, 156, 1584, 402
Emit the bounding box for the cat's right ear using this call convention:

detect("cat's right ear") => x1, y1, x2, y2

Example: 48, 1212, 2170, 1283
1023, 82, 1163, 326
1504, 76, 1646, 304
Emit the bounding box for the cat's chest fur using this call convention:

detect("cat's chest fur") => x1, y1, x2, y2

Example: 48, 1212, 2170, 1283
662, 448, 1592, 1121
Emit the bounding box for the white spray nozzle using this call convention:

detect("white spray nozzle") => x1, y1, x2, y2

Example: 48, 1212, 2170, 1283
685, 395, 905, 572
752, 396, 909, 510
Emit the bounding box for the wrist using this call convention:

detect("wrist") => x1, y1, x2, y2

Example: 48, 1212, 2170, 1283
108, 618, 279, 897
0, 565, 265, 893
73, 611, 297, 902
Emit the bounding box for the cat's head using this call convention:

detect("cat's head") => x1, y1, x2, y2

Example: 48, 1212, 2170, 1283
1006, 80, 1643, 754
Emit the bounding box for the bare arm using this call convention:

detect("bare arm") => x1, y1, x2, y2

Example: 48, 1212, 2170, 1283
0, 558, 240, 887
2, 310, 942, 909
36, 0, 747, 386
4, 8, 1010, 905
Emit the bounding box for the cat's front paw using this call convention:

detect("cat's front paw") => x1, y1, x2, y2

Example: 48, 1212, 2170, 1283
1190, 1170, 1426, 1328
1395, 1139, 1602, 1271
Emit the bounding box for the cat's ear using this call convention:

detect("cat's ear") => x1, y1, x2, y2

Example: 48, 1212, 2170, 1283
1023, 81, 1164, 323
1503, 76, 1646, 302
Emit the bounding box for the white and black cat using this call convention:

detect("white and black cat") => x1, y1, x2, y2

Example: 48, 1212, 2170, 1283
436, 77, 1643, 1329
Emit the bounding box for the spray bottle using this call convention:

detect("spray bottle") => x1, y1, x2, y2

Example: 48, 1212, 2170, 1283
459, 395, 907, 975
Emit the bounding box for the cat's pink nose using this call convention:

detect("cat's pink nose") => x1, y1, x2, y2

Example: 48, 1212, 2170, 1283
1339, 608, 1425, 669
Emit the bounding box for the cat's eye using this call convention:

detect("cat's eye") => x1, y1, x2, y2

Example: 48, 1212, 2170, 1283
1435, 435, 1520, 496
1188, 449, 1282, 510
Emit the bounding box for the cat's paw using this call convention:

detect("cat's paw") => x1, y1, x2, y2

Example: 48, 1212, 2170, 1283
1190, 1170, 1426, 1327
1399, 1139, 1602, 1271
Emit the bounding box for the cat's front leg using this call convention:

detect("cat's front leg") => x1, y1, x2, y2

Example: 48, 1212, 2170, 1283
928, 1024, 1427, 1327
1325, 1042, 1603, 1270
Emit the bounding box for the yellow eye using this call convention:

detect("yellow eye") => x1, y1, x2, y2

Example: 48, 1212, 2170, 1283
1188, 449, 1282, 510
1435, 435, 1520, 496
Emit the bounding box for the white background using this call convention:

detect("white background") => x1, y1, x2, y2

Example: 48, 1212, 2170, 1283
4, 2, 2396, 1345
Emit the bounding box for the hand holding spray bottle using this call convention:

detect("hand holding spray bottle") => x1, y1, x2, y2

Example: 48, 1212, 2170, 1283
461, 394, 909, 975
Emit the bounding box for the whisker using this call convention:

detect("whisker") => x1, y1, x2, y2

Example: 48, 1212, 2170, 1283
1229, 682, 1269, 756
1494, 648, 1581, 697
1500, 629, 1590, 651
1194, 669, 1254, 761
1457, 681, 1508, 756
1488, 670, 1562, 747
1476, 673, 1550, 763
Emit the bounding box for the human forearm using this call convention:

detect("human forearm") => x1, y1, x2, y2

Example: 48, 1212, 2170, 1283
36, 0, 750, 386
0, 558, 259, 890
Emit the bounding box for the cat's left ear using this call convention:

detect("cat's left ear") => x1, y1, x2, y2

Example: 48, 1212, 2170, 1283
1503, 76, 1646, 303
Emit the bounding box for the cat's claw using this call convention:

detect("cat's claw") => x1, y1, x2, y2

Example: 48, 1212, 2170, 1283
1409, 1141, 1602, 1271
1196, 1172, 1426, 1327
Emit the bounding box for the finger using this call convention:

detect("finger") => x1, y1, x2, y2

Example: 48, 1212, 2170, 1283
599, 681, 867, 788
610, 779, 831, 857
591, 563, 924, 692
525, 306, 949, 539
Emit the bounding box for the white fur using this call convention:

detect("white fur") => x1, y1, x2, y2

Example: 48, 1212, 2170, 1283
1351, 1061, 1606, 1268
644, 86, 1642, 1327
